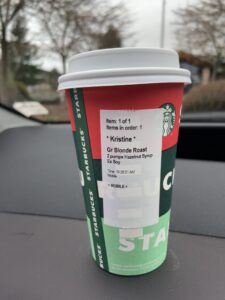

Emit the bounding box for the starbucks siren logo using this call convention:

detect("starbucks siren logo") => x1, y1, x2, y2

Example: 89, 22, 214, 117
161, 103, 176, 136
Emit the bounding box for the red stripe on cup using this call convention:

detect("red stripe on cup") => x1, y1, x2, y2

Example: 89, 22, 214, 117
83, 83, 183, 159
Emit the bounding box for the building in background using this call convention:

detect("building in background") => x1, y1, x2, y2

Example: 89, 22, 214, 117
178, 51, 212, 86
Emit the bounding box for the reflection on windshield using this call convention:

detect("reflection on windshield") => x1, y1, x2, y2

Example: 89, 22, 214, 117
0, 0, 224, 122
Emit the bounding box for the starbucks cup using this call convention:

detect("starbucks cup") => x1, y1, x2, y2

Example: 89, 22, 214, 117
58, 48, 191, 276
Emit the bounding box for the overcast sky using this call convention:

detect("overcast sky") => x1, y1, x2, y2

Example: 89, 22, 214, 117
40, 0, 198, 72
124, 0, 197, 48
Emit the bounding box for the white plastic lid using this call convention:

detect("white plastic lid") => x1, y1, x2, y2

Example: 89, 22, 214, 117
58, 48, 191, 90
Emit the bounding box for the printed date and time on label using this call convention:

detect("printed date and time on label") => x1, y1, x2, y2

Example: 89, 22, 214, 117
100, 109, 163, 228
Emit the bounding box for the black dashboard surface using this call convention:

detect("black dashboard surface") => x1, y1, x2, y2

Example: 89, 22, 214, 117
1, 213, 225, 300
0, 125, 225, 237
1, 123, 225, 300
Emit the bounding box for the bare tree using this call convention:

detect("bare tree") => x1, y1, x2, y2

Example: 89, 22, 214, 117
9, 15, 38, 80
35, 0, 128, 73
0, 0, 25, 104
174, 0, 225, 79
97, 25, 122, 49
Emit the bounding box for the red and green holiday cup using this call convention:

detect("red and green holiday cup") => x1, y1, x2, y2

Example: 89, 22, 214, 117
58, 48, 191, 276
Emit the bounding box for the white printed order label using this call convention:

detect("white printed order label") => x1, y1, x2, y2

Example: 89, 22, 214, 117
100, 109, 163, 228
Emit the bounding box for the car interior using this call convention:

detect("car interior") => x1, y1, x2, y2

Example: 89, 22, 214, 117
1, 0, 225, 298
0, 105, 225, 299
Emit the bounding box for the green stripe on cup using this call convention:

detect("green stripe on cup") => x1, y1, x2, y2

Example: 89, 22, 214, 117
87, 217, 96, 261
70, 88, 109, 271
160, 145, 177, 215
103, 210, 170, 276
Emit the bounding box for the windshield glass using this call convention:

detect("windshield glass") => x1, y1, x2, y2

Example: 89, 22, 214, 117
0, 0, 224, 122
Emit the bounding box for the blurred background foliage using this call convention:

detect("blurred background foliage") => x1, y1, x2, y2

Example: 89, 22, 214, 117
0, 0, 225, 121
